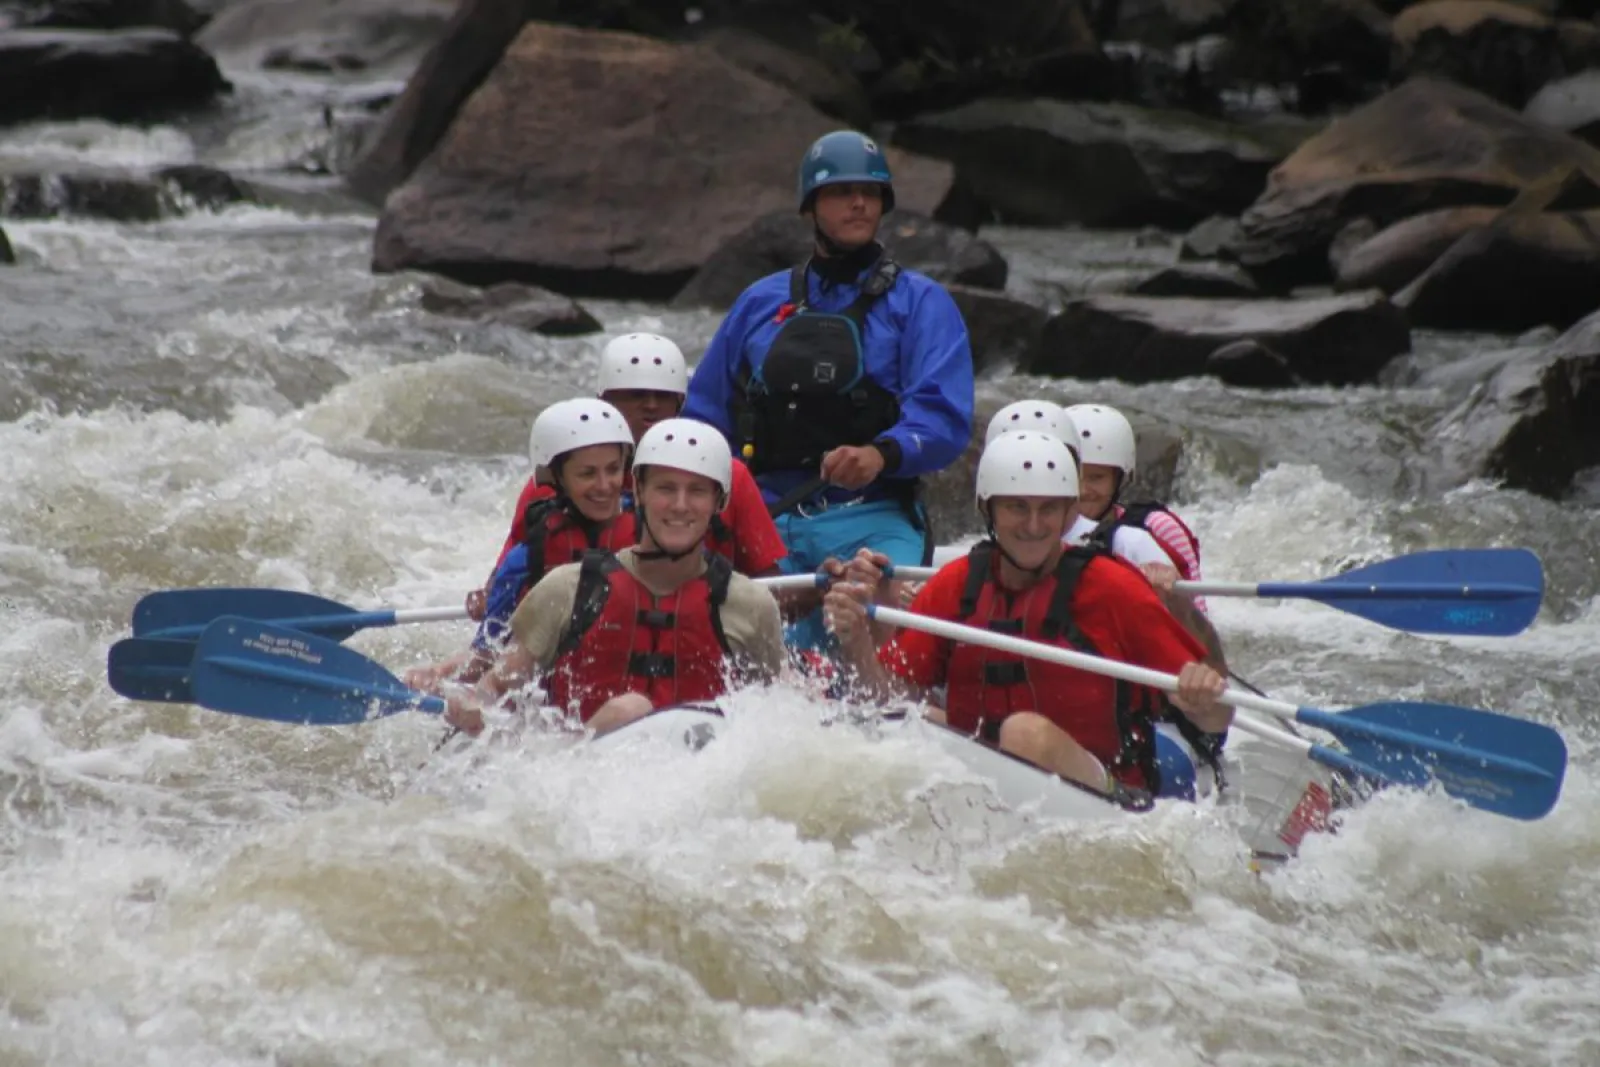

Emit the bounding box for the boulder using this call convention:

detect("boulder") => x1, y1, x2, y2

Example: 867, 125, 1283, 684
370, 24, 953, 299
1130, 262, 1259, 296
418, 276, 602, 336
1217, 0, 1395, 87
670, 211, 1004, 310
679, 19, 873, 128
1226, 78, 1600, 290
1394, 208, 1600, 329
0, 28, 228, 126
944, 284, 1051, 376
195, 0, 453, 74
3, 0, 208, 35
895, 97, 1316, 228
1097, 0, 1240, 46
1524, 69, 1600, 145
0, 224, 13, 264
1029, 290, 1411, 384
345, 0, 530, 205
1335, 205, 1503, 290
1179, 213, 1240, 259
0, 165, 248, 220
1392, 0, 1566, 109
1205, 338, 1300, 387
1428, 309, 1600, 497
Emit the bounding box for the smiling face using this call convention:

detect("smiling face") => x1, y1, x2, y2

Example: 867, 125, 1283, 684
807, 182, 884, 250
552, 443, 627, 523
988, 495, 1073, 572
635, 465, 720, 555
1075, 463, 1120, 522
602, 388, 684, 443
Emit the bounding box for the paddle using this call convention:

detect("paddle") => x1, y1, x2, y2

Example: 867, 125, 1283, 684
1179, 548, 1543, 636
773, 548, 1543, 637
865, 604, 1566, 820
106, 638, 198, 703
188, 616, 445, 726
134, 588, 468, 642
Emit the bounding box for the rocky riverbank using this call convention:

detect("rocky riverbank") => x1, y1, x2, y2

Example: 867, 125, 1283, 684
3, 0, 1598, 498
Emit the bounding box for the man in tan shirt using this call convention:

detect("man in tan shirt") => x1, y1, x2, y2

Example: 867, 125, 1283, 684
445, 418, 785, 737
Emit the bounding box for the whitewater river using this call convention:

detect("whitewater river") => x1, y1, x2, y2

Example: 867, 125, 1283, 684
2, 77, 1598, 1067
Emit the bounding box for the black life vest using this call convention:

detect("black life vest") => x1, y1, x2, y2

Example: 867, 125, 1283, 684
735, 257, 903, 476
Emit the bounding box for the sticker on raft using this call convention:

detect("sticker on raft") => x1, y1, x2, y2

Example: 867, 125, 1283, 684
1276, 780, 1333, 852
239, 628, 324, 667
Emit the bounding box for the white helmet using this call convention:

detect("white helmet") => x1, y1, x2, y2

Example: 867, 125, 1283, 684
596, 333, 687, 396
632, 417, 732, 495
975, 431, 1079, 503
985, 400, 1076, 448
528, 398, 633, 470
1064, 404, 1137, 473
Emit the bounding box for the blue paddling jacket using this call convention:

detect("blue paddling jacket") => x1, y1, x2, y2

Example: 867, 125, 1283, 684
684, 258, 975, 510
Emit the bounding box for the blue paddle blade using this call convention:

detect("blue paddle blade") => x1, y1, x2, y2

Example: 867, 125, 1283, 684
1301, 701, 1566, 821
1302, 548, 1542, 636
191, 617, 443, 726
134, 588, 361, 641
107, 638, 197, 703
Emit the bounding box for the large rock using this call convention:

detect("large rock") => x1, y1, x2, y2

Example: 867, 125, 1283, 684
1335, 205, 1503, 290
894, 97, 1316, 228
1098, 0, 1240, 45
0, 224, 13, 264
370, 23, 954, 299
196, 0, 453, 74
1218, 0, 1395, 87
817, 0, 1111, 117
945, 284, 1051, 376
1028, 290, 1411, 384
1392, 0, 1567, 109
1394, 208, 1600, 330
679, 16, 873, 128
1226, 78, 1600, 290
417, 276, 602, 336
345, 0, 529, 205
0, 165, 247, 220
1525, 69, 1600, 145
670, 210, 1004, 310
0, 28, 228, 126
3, 0, 208, 35
1429, 309, 1600, 497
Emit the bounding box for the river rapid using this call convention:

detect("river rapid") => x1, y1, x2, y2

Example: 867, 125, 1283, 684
2, 73, 1599, 1067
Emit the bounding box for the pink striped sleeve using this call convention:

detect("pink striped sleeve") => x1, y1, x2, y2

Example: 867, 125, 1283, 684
1142, 510, 1202, 580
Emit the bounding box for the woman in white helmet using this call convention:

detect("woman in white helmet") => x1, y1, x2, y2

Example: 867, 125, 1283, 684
1064, 404, 1204, 584
472, 333, 789, 620
445, 418, 786, 738
823, 431, 1228, 796
407, 398, 637, 691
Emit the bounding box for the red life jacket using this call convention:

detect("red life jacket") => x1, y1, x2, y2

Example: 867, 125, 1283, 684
545, 551, 737, 723
518, 498, 634, 602
943, 542, 1164, 790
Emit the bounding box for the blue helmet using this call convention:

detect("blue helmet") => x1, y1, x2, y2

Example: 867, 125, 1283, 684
797, 130, 895, 214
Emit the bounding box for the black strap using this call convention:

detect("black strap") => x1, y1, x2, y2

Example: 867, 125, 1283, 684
705, 553, 735, 658
765, 475, 829, 519
553, 550, 620, 660
983, 661, 1029, 686
627, 652, 675, 678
